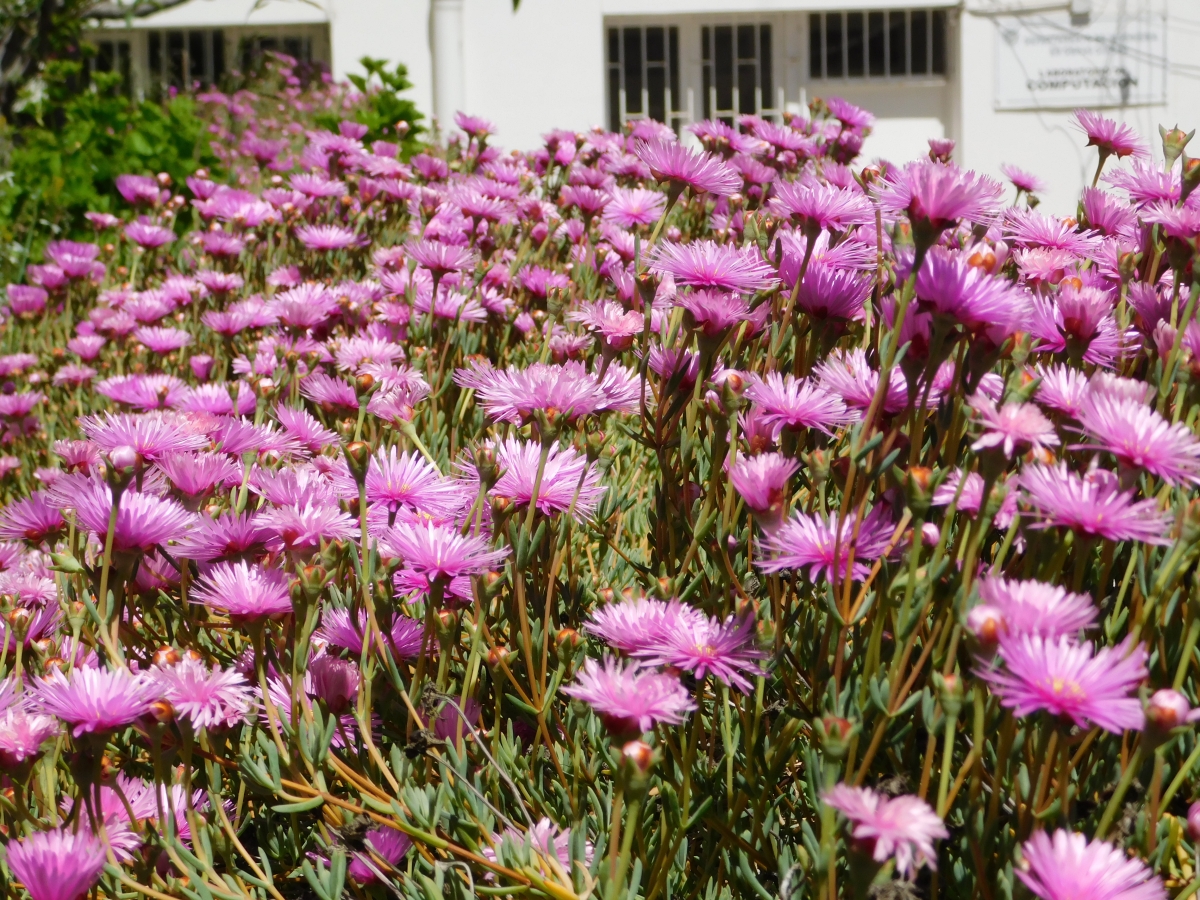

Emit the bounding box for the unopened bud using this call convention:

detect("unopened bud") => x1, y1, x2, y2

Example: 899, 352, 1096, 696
355, 373, 376, 396
814, 715, 858, 759
153, 646, 181, 667
344, 440, 372, 483
1160, 124, 1194, 171
1188, 801, 1200, 842
486, 646, 511, 669
1184, 157, 1200, 204
148, 700, 175, 723
6, 607, 30, 637
1146, 688, 1191, 733
556, 628, 582, 656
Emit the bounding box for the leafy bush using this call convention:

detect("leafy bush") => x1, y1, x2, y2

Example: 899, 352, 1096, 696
0, 61, 218, 279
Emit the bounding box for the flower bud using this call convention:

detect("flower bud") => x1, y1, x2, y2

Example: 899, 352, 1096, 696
344, 440, 372, 484
436, 609, 458, 639
556, 627, 582, 659
108, 444, 140, 472
6, 607, 30, 638
152, 646, 181, 667
473, 445, 500, 487
966, 605, 1003, 647
299, 565, 328, 602
1160, 124, 1194, 171
1185, 157, 1200, 205
148, 700, 175, 723
620, 739, 656, 792
1146, 688, 1191, 733
933, 672, 965, 719
813, 715, 858, 760
355, 373, 376, 396
486, 646, 511, 669
1187, 800, 1200, 842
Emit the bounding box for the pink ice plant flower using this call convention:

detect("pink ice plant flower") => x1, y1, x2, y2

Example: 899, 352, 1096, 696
967, 576, 1097, 645
35, 666, 159, 736
757, 505, 896, 583
1017, 829, 1164, 900
6, 828, 109, 900
979, 635, 1147, 733
823, 785, 948, 878
633, 612, 768, 693
563, 656, 696, 735
969, 394, 1060, 458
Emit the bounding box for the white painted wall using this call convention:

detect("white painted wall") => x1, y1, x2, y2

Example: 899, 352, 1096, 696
957, 0, 1200, 213
91, 0, 1200, 215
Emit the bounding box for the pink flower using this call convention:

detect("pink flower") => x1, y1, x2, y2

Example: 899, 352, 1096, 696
603, 187, 666, 228
563, 657, 695, 735
979, 635, 1147, 733
125, 220, 175, 248
1000, 164, 1046, 195
1020, 463, 1172, 545
635, 138, 741, 197
1017, 830, 1163, 900
876, 160, 1004, 233
296, 224, 359, 251
651, 240, 779, 293
190, 561, 293, 621
1077, 393, 1200, 485
382, 520, 507, 584
768, 181, 873, 232
969, 395, 1059, 457
586, 596, 708, 654
823, 785, 947, 878
757, 505, 895, 583
1074, 109, 1148, 160
485, 437, 605, 520
796, 263, 873, 321
6, 828, 108, 900
366, 447, 461, 518
968, 576, 1096, 644
34, 666, 159, 737
633, 612, 768, 693
79, 411, 207, 459
727, 452, 799, 530
347, 826, 413, 885
152, 656, 254, 729
744, 372, 856, 437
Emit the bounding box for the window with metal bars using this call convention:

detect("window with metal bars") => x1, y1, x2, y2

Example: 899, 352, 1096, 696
606, 25, 683, 134
808, 9, 946, 80
701, 24, 777, 124
147, 29, 225, 94
90, 39, 133, 94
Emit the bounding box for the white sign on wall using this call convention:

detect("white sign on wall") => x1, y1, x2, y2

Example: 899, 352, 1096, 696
993, 10, 1167, 110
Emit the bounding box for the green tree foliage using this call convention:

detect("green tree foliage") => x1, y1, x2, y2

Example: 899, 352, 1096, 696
0, 60, 217, 276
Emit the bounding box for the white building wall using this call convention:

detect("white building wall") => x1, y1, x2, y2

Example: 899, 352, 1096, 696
89, 0, 1200, 215
957, 0, 1200, 213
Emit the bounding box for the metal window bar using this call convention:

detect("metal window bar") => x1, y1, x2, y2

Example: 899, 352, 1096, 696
809, 9, 946, 81
702, 22, 777, 125
606, 25, 682, 133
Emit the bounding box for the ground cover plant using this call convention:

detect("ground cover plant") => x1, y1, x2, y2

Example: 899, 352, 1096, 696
0, 57, 1196, 900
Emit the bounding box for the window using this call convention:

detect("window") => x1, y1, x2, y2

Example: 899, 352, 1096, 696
809, 9, 946, 80
147, 28, 225, 93
91, 39, 132, 94
606, 25, 683, 133
241, 33, 316, 73
702, 23, 777, 123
